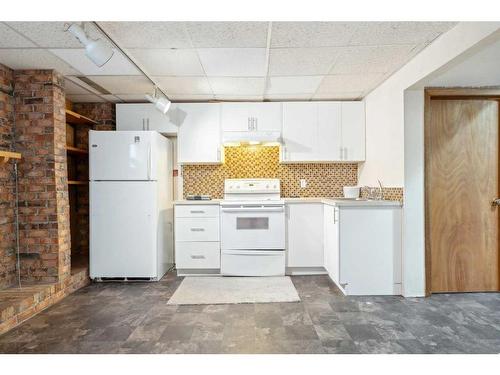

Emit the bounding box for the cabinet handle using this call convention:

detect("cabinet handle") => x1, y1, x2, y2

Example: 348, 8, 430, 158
147, 118, 150, 130
344, 147, 348, 160
248, 117, 251, 131
191, 255, 206, 260
190, 228, 205, 232
217, 146, 221, 162
190, 210, 205, 214
254, 117, 258, 131
333, 208, 338, 224
142, 118, 145, 130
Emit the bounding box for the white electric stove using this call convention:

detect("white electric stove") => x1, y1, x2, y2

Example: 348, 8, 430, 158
220, 178, 285, 276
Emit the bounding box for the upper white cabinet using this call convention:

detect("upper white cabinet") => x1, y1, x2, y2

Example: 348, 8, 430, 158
341, 102, 365, 162
281, 101, 365, 163
177, 103, 222, 164
116, 103, 179, 133
221, 102, 282, 132
286, 203, 324, 269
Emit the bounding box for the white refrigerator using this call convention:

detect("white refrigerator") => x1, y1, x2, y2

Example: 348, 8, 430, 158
89, 130, 173, 280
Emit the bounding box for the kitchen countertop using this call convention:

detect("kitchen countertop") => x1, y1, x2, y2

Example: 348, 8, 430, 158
174, 198, 401, 207
174, 199, 223, 205
284, 197, 402, 207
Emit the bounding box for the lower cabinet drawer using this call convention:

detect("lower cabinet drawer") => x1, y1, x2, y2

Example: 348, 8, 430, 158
175, 217, 220, 242
175, 242, 220, 269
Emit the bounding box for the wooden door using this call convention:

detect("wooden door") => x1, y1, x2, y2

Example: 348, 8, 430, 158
428, 99, 499, 292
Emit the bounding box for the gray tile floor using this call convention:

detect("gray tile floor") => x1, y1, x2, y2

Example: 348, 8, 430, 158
0, 273, 499, 354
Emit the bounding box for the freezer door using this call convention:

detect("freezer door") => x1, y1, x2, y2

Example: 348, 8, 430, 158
90, 181, 157, 278
89, 131, 152, 181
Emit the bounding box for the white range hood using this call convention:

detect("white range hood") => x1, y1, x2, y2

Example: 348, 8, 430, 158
222, 131, 281, 145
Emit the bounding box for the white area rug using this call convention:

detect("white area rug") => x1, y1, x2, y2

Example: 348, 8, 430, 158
167, 276, 301, 305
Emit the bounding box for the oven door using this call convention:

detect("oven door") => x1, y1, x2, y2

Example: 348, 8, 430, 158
221, 205, 285, 250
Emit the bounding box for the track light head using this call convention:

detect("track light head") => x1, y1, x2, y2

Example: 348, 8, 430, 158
67, 23, 114, 67
145, 93, 171, 114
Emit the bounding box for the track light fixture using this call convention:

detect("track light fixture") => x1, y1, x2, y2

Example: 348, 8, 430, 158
145, 88, 171, 114
67, 23, 114, 67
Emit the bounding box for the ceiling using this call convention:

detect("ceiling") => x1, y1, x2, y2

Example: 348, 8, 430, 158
0, 22, 456, 103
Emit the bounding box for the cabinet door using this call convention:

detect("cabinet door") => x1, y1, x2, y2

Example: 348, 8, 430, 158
177, 103, 221, 164
282, 102, 318, 162
324, 205, 340, 284
317, 102, 342, 161
341, 102, 365, 161
249, 103, 282, 131
287, 203, 324, 267
221, 103, 250, 132
116, 103, 148, 130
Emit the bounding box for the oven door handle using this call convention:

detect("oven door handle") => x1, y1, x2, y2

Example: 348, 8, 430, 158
220, 207, 285, 213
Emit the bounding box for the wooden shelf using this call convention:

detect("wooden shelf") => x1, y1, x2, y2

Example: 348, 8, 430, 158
66, 146, 88, 155
68, 180, 88, 185
65, 109, 98, 126
0, 150, 22, 163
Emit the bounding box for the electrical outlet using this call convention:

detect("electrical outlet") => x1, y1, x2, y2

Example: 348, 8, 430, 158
300, 179, 307, 188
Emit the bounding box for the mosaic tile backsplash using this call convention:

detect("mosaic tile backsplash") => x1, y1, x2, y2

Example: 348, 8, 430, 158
182, 146, 358, 198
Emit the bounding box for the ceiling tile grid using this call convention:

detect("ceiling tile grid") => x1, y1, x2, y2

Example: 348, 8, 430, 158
0, 21, 457, 103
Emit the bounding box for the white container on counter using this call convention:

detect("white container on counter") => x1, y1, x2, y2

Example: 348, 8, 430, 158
343, 186, 360, 199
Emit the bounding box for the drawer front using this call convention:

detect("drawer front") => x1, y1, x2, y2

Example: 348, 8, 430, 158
175, 241, 220, 269
175, 217, 220, 242
175, 205, 220, 218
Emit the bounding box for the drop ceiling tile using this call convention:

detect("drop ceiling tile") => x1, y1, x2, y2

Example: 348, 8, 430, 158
266, 76, 323, 95
316, 74, 385, 94
99, 22, 192, 49
49, 49, 140, 76
330, 45, 418, 75
169, 94, 215, 102
271, 22, 355, 48
264, 94, 313, 101
66, 94, 105, 103
0, 23, 36, 48
6, 22, 102, 48
208, 77, 265, 95
197, 48, 267, 77
65, 79, 92, 95
152, 76, 212, 95
0, 49, 80, 75
129, 49, 204, 76
87, 76, 154, 95
269, 47, 340, 76
349, 22, 456, 46
312, 92, 364, 100
186, 22, 269, 48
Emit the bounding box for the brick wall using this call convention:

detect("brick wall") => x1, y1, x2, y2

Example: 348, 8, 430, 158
0, 63, 16, 289
14, 70, 70, 283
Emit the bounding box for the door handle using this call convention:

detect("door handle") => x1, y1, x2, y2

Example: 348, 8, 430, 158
492, 198, 500, 207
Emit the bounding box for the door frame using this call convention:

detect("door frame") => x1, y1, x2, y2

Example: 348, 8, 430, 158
424, 87, 500, 295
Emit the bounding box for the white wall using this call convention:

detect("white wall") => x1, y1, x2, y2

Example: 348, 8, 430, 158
359, 22, 500, 297
359, 22, 500, 188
